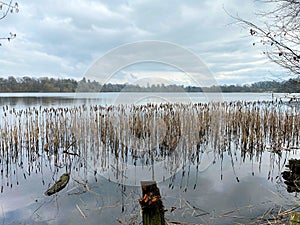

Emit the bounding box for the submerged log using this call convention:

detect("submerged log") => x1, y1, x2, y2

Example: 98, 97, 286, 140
45, 173, 70, 196
139, 181, 165, 225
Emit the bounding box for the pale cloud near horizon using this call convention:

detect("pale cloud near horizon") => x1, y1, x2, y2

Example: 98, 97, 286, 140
0, 0, 284, 85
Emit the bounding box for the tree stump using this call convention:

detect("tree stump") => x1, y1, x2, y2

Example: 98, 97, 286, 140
139, 181, 165, 225
282, 159, 300, 193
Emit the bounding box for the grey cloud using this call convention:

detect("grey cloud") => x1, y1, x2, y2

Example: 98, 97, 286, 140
0, 0, 280, 84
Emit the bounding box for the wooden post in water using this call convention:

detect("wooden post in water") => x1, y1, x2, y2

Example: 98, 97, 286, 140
139, 181, 165, 225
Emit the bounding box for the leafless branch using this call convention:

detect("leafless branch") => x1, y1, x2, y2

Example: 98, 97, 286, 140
232, 0, 300, 75
0, 1, 18, 46
0, 0, 18, 20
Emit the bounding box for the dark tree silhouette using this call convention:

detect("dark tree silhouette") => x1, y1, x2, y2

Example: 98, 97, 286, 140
0, 76, 299, 93
235, 0, 300, 75
0, 0, 18, 46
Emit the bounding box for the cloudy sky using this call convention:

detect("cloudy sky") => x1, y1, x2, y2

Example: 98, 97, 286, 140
0, 0, 284, 86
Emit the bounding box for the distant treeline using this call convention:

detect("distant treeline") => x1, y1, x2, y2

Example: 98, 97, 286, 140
0, 76, 299, 93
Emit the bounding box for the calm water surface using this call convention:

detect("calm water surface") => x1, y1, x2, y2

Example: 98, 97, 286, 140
0, 92, 278, 107
0, 92, 299, 225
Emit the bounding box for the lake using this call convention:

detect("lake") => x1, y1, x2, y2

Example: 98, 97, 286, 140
0, 92, 299, 225
0, 92, 280, 107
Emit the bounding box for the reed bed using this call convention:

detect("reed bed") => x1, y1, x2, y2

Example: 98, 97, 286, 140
0, 101, 299, 191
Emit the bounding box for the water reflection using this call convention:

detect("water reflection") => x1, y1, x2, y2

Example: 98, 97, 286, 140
0, 101, 299, 224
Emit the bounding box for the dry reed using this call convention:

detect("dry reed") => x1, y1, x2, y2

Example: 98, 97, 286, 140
0, 101, 299, 191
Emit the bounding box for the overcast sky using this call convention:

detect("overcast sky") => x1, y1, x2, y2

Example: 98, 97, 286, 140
0, 0, 284, 86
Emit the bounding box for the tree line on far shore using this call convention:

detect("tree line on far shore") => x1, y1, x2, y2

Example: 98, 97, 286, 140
0, 76, 299, 93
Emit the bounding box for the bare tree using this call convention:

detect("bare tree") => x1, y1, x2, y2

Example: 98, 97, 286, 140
235, 0, 300, 75
0, 0, 19, 46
